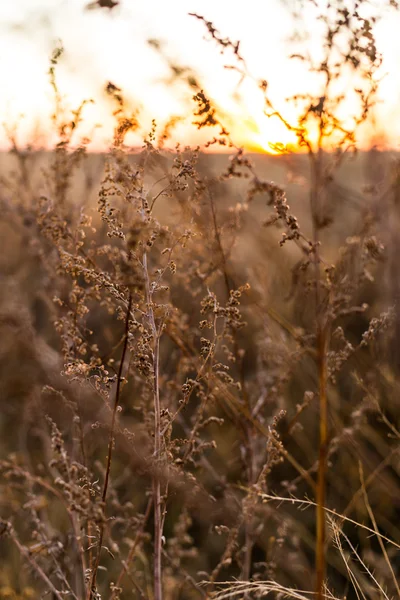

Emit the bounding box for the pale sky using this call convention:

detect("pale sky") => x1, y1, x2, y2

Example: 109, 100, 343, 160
1, 0, 400, 151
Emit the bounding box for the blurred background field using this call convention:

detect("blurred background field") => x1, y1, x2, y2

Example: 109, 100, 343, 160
1, 144, 400, 598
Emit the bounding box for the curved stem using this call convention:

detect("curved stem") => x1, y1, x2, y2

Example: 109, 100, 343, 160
88, 293, 132, 599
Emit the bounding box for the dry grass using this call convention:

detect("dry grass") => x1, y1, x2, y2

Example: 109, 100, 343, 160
1, 2, 400, 599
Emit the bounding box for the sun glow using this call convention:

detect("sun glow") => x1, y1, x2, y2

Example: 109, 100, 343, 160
240, 116, 299, 155
0, 1, 400, 152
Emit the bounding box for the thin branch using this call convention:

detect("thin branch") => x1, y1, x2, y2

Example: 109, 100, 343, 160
143, 248, 163, 600
88, 292, 132, 599
3, 522, 66, 600
359, 462, 400, 597
110, 497, 153, 600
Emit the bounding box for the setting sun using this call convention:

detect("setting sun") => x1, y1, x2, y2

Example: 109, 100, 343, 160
237, 115, 298, 154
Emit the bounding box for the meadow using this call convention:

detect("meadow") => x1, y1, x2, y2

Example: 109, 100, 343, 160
1, 1, 400, 598
0, 143, 399, 600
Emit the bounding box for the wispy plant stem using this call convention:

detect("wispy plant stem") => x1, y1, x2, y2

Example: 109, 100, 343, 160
311, 152, 329, 600
153, 333, 163, 600
110, 497, 153, 600
143, 250, 164, 600
88, 292, 132, 599
316, 324, 329, 599
5, 522, 65, 600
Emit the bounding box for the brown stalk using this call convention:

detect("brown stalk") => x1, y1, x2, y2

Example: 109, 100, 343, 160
312, 138, 330, 600
110, 497, 153, 600
3, 522, 65, 600
88, 292, 132, 599
359, 462, 400, 597
315, 323, 329, 599
208, 185, 256, 584
143, 249, 164, 600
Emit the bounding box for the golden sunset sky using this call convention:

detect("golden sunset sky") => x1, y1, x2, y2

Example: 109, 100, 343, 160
1, 0, 400, 152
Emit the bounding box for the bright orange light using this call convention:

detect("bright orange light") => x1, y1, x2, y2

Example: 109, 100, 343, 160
235, 115, 299, 154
